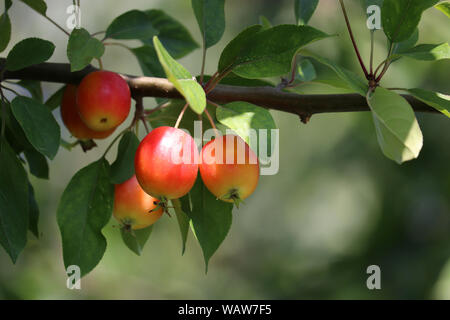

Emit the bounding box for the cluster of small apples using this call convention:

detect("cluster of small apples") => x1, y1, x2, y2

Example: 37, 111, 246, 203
115, 127, 260, 231
61, 70, 131, 142
60, 70, 260, 233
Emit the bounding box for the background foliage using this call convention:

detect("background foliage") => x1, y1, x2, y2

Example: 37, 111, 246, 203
0, 0, 449, 299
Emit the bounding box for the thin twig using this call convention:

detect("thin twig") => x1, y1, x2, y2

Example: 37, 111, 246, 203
338, 0, 369, 78
369, 31, 375, 76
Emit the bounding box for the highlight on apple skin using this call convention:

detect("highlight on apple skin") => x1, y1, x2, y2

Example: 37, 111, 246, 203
200, 135, 260, 205
76, 70, 131, 131
113, 175, 164, 230
134, 126, 199, 200
60, 84, 115, 140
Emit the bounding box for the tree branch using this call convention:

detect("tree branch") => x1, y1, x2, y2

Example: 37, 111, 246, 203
0, 59, 438, 118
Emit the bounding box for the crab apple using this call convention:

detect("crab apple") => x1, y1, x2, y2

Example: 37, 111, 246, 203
200, 135, 259, 205
76, 70, 131, 131
60, 85, 115, 140
135, 126, 199, 200
113, 175, 164, 230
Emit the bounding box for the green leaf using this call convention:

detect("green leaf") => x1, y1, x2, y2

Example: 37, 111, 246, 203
296, 59, 316, 82
188, 178, 233, 272
5, 0, 12, 11
178, 79, 207, 114
120, 226, 153, 256
131, 46, 165, 78
216, 102, 277, 158
392, 28, 419, 55
301, 50, 368, 96
57, 159, 114, 277
367, 87, 423, 164
110, 131, 140, 184
2, 101, 33, 153
390, 43, 450, 61
6, 37, 55, 71
220, 25, 330, 79
0, 13, 11, 53
45, 86, 65, 110
67, 28, 105, 72
28, 183, 39, 238
144, 9, 199, 59
172, 198, 190, 255
382, 0, 439, 43
11, 96, 60, 159
218, 25, 264, 73
407, 88, 450, 117
19, 0, 47, 15
0, 139, 29, 263
201, 73, 274, 87
435, 1, 450, 18
105, 10, 158, 40
24, 148, 49, 179
259, 15, 272, 30
295, 0, 319, 25
17, 80, 43, 102
153, 36, 206, 114
191, 0, 225, 48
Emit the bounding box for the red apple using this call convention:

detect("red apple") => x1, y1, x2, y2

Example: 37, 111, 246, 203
113, 175, 164, 230
60, 84, 115, 140
135, 126, 199, 200
200, 135, 259, 205
76, 71, 131, 131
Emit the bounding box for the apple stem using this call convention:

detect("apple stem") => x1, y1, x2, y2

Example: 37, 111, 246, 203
175, 103, 189, 129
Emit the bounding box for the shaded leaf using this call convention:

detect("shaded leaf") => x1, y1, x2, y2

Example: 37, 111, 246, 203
28, 183, 39, 238
188, 177, 233, 272
0, 139, 29, 263
24, 148, 49, 179
110, 131, 140, 184
120, 226, 153, 256
131, 46, 165, 77
391, 42, 450, 61
172, 198, 190, 255
220, 25, 330, 79
11, 96, 60, 159
295, 0, 319, 25
45, 86, 65, 110
407, 88, 450, 117
19, 0, 46, 15
0, 13, 11, 53
57, 159, 114, 277
259, 15, 272, 30
301, 50, 368, 95
367, 87, 423, 164
382, 0, 439, 43
191, 0, 225, 48
296, 59, 316, 82
6, 37, 55, 71
67, 28, 105, 72
144, 9, 199, 59
17, 80, 43, 102
105, 10, 158, 40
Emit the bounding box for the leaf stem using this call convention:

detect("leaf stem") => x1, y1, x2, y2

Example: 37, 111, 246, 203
338, 0, 369, 79
375, 42, 394, 82
370, 31, 375, 75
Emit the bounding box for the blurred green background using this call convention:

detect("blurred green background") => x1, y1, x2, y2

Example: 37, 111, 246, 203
0, 0, 449, 299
